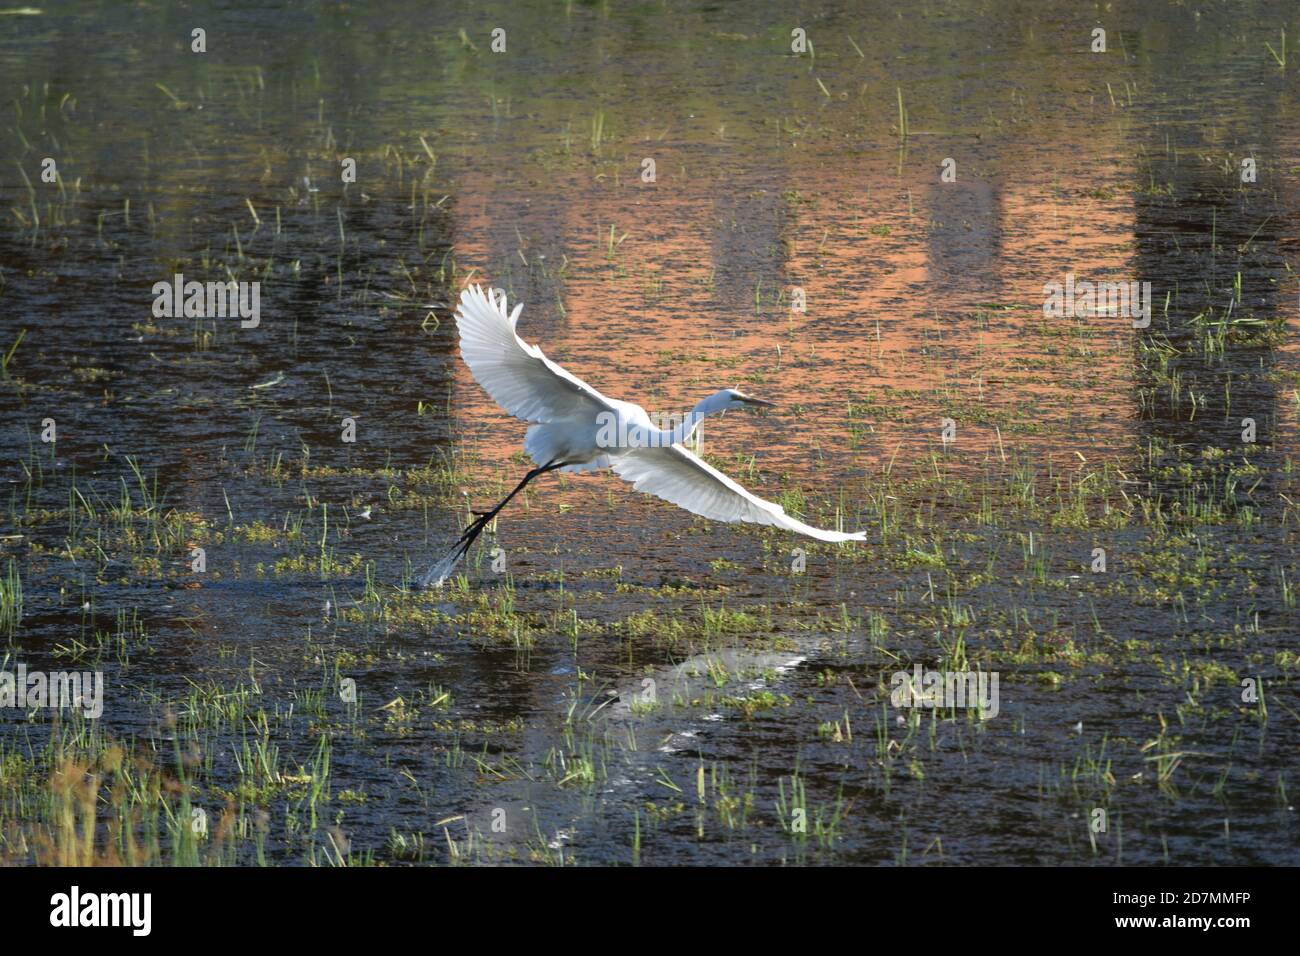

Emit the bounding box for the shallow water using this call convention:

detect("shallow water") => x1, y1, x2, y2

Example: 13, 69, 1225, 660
0, 1, 1297, 865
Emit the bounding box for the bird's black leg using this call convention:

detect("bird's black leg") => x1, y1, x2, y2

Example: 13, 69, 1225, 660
460, 460, 565, 536
419, 460, 569, 588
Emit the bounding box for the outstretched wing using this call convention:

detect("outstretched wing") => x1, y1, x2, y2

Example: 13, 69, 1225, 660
610, 444, 865, 543
454, 284, 615, 422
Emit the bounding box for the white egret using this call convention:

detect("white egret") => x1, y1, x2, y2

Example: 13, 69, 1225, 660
420, 284, 865, 587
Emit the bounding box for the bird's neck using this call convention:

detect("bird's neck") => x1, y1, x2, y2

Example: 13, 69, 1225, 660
659, 397, 723, 447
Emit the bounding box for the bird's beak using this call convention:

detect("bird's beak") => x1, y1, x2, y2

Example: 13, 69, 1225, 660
737, 394, 775, 408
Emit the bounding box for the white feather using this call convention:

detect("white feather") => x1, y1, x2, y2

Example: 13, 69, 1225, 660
610, 443, 865, 542
435, 283, 863, 572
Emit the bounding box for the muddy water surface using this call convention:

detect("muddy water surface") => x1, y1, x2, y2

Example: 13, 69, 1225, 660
0, 2, 1297, 865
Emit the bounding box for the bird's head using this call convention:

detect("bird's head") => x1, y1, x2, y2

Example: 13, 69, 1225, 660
692, 387, 775, 419
720, 387, 774, 410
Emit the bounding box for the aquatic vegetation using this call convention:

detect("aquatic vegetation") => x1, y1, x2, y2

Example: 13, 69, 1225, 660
0, 0, 1295, 870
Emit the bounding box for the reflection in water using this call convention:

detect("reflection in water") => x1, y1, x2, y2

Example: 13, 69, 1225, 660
0, 2, 1297, 866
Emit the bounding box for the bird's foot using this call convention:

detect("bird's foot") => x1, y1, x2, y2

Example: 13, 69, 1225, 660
419, 512, 496, 588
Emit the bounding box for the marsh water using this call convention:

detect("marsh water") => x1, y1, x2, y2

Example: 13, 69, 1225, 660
0, 1, 1297, 865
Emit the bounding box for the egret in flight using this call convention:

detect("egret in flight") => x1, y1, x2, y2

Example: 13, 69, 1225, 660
420, 284, 865, 587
